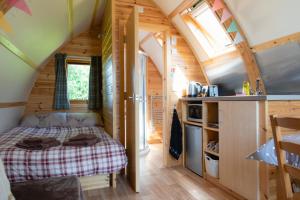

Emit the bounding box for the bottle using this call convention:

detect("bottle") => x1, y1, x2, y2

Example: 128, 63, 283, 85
255, 78, 263, 95
242, 81, 250, 96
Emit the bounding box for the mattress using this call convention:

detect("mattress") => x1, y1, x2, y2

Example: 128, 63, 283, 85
0, 126, 127, 183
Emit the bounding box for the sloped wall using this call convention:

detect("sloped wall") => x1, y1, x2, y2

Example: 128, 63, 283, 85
0, 46, 36, 133
25, 30, 101, 114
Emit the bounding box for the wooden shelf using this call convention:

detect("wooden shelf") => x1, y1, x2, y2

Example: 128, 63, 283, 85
204, 126, 219, 132
183, 120, 203, 127
204, 149, 219, 157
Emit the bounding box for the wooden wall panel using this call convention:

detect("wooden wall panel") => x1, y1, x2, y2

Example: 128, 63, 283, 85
25, 30, 101, 114
147, 58, 163, 142
101, 0, 115, 137
114, 0, 208, 167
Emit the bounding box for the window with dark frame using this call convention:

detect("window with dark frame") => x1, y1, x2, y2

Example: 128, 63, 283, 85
67, 60, 91, 101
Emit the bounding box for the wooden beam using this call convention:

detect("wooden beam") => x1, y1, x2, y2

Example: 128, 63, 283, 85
207, 0, 266, 94
150, 0, 210, 85
167, 0, 198, 20
139, 22, 169, 32
0, 34, 37, 69
251, 32, 300, 53
0, 2, 37, 70
202, 50, 240, 66
67, 0, 74, 37
0, 102, 26, 108
0, 0, 13, 14
90, 0, 100, 28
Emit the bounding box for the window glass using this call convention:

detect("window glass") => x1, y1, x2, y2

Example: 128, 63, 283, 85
183, 2, 236, 58
67, 64, 90, 100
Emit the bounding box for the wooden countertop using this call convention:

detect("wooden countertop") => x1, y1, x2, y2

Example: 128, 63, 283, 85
181, 95, 300, 101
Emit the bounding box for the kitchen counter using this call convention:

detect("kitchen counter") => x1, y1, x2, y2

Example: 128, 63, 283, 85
181, 95, 300, 101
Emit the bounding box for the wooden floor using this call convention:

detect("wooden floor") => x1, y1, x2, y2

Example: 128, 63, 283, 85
84, 144, 237, 200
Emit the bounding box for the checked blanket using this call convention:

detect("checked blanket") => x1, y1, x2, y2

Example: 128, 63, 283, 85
0, 126, 127, 183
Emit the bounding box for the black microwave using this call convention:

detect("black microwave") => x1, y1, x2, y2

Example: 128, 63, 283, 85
187, 103, 203, 122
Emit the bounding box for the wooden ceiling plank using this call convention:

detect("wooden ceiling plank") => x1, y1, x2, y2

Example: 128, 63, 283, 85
0, 101, 26, 108
150, 0, 210, 85
202, 50, 240, 66
167, 0, 198, 20
0, 34, 37, 69
251, 32, 300, 53
0, 0, 13, 14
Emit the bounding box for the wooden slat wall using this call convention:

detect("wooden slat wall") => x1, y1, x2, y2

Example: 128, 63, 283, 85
25, 30, 101, 114
114, 0, 208, 166
147, 58, 163, 140
166, 30, 207, 166
102, 0, 114, 137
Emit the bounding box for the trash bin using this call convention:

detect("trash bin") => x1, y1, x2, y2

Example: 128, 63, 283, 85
205, 155, 219, 178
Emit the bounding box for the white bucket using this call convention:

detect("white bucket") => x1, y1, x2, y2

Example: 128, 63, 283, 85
205, 155, 219, 178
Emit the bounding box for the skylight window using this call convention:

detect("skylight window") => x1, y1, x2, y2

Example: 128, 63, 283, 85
182, 1, 236, 58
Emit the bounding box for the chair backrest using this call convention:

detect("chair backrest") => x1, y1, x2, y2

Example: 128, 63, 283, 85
270, 115, 300, 200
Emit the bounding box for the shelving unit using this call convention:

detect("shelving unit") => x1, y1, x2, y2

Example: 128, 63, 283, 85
183, 120, 202, 127
203, 102, 219, 182
181, 100, 220, 183
204, 149, 219, 157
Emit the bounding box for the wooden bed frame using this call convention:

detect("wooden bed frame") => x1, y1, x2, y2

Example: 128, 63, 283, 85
79, 173, 116, 191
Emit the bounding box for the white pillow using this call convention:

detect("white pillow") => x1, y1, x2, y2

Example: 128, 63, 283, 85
20, 113, 67, 128
0, 159, 15, 200
66, 113, 104, 127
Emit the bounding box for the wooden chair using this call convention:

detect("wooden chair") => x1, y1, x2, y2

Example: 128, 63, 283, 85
270, 115, 300, 200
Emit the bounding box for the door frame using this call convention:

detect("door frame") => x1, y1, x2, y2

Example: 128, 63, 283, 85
119, 11, 171, 192
138, 23, 170, 167
119, 19, 170, 166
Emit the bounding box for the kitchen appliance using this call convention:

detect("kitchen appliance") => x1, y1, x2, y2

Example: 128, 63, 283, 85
188, 81, 202, 97
185, 124, 203, 176
208, 85, 219, 97
187, 102, 202, 123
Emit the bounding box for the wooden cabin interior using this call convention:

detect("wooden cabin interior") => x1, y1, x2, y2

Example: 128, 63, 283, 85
1, 0, 300, 200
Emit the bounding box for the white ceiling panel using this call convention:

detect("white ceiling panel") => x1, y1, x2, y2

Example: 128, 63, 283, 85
73, 0, 95, 36
139, 30, 149, 42
225, 0, 300, 46
1, 0, 69, 66
0, 46, 36, 102
141, 37, 163, 75
152, 0, 183, 15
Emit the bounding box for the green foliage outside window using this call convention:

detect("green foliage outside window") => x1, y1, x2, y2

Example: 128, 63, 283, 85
67, 64, 90, 100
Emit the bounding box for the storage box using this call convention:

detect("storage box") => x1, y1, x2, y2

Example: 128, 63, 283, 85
205, 155, 219, 178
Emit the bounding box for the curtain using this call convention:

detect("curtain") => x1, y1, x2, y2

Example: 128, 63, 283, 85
88, 56, 102, 110
53, 53, 70, 110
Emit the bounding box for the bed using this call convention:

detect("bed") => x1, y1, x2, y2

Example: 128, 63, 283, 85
0, 112, 127, 190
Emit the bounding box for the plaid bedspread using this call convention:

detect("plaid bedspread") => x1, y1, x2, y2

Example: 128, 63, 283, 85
0, 126, 127, 183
